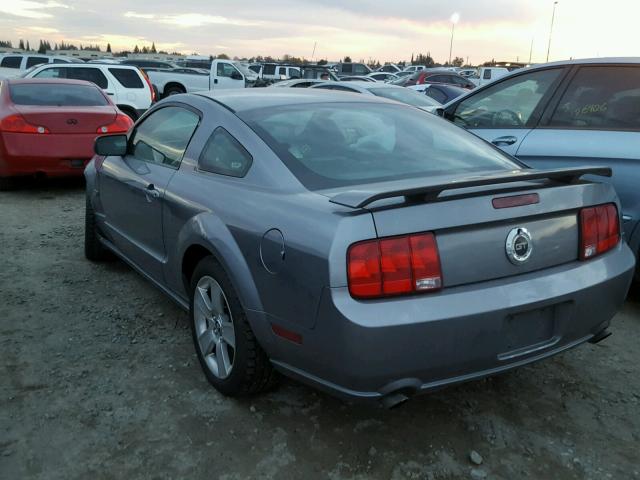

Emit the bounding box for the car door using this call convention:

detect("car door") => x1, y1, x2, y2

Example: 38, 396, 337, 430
445, 67, 566, 156
98, 105, 200, 281
516, 64, 640, 250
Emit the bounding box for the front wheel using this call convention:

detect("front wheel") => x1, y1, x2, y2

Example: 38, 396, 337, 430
190, 257, 277, 396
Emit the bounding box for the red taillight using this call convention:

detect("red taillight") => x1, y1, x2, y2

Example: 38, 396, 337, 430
140, 69, 156, 103
97, 114, 133, 134
0, 114, 49, 134
579, 203, 619, 260
348, 232, 442, 299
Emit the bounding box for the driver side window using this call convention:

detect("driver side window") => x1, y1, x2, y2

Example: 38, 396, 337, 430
453, 69, 561, 128
131, 106, 200, 169
217, 63, 237, 78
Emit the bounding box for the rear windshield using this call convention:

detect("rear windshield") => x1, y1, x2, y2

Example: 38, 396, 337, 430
108, 68, 144, 88
10, 84, 108, 106
368, 87, 441, 107
240, 103, 518, 190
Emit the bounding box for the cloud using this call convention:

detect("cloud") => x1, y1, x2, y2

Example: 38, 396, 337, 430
124, 11, 155, 19
0, 0, 68, 19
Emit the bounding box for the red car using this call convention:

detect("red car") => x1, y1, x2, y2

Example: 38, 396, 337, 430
0, 78, 132, 185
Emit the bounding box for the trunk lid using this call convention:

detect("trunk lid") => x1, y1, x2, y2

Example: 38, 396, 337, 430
14, 106, 117, 134
328, 168, 614, 288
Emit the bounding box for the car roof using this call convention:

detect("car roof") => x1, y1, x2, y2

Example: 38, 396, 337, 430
527, 57, 640, 68
196, 88, 398, 112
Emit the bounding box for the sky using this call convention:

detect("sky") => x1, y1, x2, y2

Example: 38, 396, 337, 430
1, 0, 639, 64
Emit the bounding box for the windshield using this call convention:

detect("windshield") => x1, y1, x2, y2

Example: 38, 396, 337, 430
240, 103, 518, 190
233, 62, 256, 78
368, 87, 441, 107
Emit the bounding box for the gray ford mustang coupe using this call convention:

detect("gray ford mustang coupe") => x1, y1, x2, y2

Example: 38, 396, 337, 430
85, 90, 635, 407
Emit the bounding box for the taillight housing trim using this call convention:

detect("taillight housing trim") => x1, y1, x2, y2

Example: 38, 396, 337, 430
347, 232, 442, 299
579, 203, 620, 260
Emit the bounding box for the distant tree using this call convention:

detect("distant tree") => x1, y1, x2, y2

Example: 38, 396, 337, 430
106, 43, 112, 53
452, 56, 464, 67
133, 45, 140, 54
217, 53, 230, 59
343, 56, 352, 62
141, 46, 149, 54
317, 58, 327, 65
0, 40, 12, 48
410, 53, 414, 64
18, 39, 25, 50
37, 40, 45, 54
26, 40, 31, 51
150, 42, 157, 53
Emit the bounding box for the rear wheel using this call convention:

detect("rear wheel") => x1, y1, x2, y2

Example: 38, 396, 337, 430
190, 256, 277, 396
164, 85, 185, 97
84, 195, 108, 261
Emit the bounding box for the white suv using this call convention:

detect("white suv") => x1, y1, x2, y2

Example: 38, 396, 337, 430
23, 63, 154, 119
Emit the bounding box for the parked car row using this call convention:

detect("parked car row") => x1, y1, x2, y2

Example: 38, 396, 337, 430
1, 55, 637, 407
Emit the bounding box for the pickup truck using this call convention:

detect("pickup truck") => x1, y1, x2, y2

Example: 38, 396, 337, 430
468, 67, 510, 87
148, 59, 259, 98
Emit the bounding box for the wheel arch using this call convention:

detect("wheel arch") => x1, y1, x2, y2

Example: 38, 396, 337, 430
116, 104, 138, 120
175, 213, 264, 313
163, 82, 187, 97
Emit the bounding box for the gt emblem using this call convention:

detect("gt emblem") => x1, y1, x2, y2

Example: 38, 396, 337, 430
506, 227, 532, 265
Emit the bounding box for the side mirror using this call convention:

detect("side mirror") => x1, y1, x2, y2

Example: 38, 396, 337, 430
435, 108, 445, 117
95, 134, 127, 156
231, 71, 243, 81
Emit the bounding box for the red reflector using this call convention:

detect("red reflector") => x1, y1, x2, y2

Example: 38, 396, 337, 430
0, 114, 49, 134
347, 232, 442, 299
492, 193, 540, 209
97, 114, 133, 134
271, 324, 302, 344
579, 203, 619, 260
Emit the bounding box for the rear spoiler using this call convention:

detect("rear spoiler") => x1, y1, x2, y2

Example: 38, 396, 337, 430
329, 167, 612, 209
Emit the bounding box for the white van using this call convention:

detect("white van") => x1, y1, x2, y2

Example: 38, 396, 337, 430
0, 54, 79, 79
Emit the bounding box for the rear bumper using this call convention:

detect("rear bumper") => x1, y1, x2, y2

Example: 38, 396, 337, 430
261, 243, 635, 402
0, 132, 95, 177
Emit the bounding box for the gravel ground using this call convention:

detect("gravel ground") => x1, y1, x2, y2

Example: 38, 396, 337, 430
1, 180, 639, 480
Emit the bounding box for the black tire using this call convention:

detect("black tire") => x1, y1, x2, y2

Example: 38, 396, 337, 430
189, 256, 278, 396
164, 86, 185, 97
118, 106, 138, 121
84, 195, 108, 261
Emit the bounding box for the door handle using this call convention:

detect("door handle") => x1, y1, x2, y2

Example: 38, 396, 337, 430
491, 136, 518, 146
106, 91, 115, 96
145, 183, 160, 200
214, 78, 218, 84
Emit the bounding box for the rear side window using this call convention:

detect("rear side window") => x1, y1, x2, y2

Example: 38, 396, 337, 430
263, 64, 276, 75
131, 106, 199, 169
199, 127, 252, 177
341, 63, 353, 73
453, 68, 562, 128
483, 69, 492, 80
26, 57, 48, 68
53, 58, 68, 64
549, 66, 640, 130
108, 68, 144, 88
1, 56, 21, 69
9, 84, 108, 106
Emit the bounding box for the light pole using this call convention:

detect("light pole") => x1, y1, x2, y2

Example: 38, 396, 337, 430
546, 1, 558, 62
449, 12, 460, 65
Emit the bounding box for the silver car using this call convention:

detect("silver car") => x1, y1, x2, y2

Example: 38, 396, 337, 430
85, 90, 634, 407
442, 58, 640, 277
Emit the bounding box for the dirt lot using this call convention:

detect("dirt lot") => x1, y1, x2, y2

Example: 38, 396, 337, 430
1, 179, 639, 480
